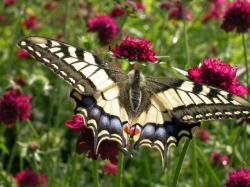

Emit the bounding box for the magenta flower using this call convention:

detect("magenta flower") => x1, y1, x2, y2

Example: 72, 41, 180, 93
14, 169, 46, 187
196, 127, 209, 142
4, 0, 15, 6
224, 168, 250, 187
125, 1, 145, 11
66, 115, 119, 164
0, 90, 32, 127
87, 15, 118, 45
16, 49, 32, 59
112, 36, 157, 63
102, 163, 118, 175
221, 0, 250, 33
110, 6, 127, 17
188, 58, 248, 96
22, 16, 38, 29
202, 0, 227, 23
210, 151, 230, 167
44, 1, 57, 10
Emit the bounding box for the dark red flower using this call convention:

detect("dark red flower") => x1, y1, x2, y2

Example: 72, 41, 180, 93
0, 90, 32, 126
102, 163, 118, 175
87, 15, 118, 45
4, 0, 15, 6
159, 2, 172, 9
224, 168, 250, 187
0, 15, 7, 23
14, 169, 46, 187
110, 6, 127, 17
22, 16, 38, 29
196, 127, 209, 142
210, 151, 230, 167
221, 0, 250, 33
112, 36, 157, 63
65, 114, 85, 131
16, 49, 32, 59
202, 0, 227, 23
188, 58, 248, 96
66, 115, 119, 164
44, 1, 57, 10
125, 1, 145, 11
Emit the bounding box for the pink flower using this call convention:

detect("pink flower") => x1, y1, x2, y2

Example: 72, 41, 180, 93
44, 1, 57, 10
16, 49, 32, 59
66, 115, 119, 164
224, 168, 250, 187
202, 0, 227, 23
210, 151, 230, 167
87, 15, 118, 45
14, 169, 46, 187
196, 127, 209, 142
125, 1, 145, 11
221, 0, 250, 33
22, 16, 38, 29
4, 0, 15, 6
65, 114, 85, 131
28, 142, 39, 152
112, 36, 157, 63
110, 6, 127, 17
102, 163, 118, 175
188, 58, 248, 96
0, 90, 32, 127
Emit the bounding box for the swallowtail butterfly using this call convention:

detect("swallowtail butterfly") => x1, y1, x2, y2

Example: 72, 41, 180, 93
17, 37, 250, 165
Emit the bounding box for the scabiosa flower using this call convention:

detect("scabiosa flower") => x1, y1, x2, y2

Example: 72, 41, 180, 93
87, 15, 118, 45
102, 162, 118, 175
221, 0, 250, 33
224, 168, 250, 187
196, 127, 209, 142
4, 0, 15, 6
0, 90, 32, 127
202, 0, 227, 23
210, 151, 230, 167
22, 16, 38, 30
110, 6, 127, 17
65, 114, 119, 164
112, 36, 157, 63
44, 1, 57, 10
16, 49, 32, 59
14, 169, 46, 187
188, 58, 248, 96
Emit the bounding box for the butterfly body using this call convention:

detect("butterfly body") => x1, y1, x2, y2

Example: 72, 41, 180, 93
17, 36, 250, 166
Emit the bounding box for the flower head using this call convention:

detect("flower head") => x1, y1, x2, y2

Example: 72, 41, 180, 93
210, 151, 230, 167
14, 169, 46, 187
0, 90, 32, 127
125, 1, 145, 11
4, 0, 15, 6
221, 0, 250, 33
87, 15, 118, 45
224, 168, 250, 187
22, 16, 38, 29
188, 58, 248, 96
110, 6, 127, 17
16, 49, 32, 59
112, 36, 157, 63
196, 127, 209, 142
202, 0, 227, 23
44, 1, 57, 10
66, 115, 119, 164
102, 163, 118, 175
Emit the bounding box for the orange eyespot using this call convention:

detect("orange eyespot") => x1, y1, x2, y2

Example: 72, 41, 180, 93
123, 123, 141, 136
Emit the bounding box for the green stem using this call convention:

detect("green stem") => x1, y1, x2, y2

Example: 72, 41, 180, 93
27, 120, 38, 138
115, 151, 124, 187
172, 140, 190, 187
92, 160, 99, 187
242, 33, 249, 100
191, 138, 199, 187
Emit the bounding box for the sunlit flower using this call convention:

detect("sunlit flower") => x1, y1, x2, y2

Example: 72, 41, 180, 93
196, 127, 209, 142
44, 1, 57, 10
112, 36, 157, 63
110, 6, 127, 17
221, 0, 250, 33
14, 169, 46, 187
66, 115, 119, 164
4, 0, 15, 6
188, 58, 248, 96
202, 0, 227, 23
0, 90, 32, 127
224, 168, 250, 187
22, 16, 38, 29
210, 151, 230, 167
87, 15, 118, 45
16, 49, 32, 59
102, 163, 118, 175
